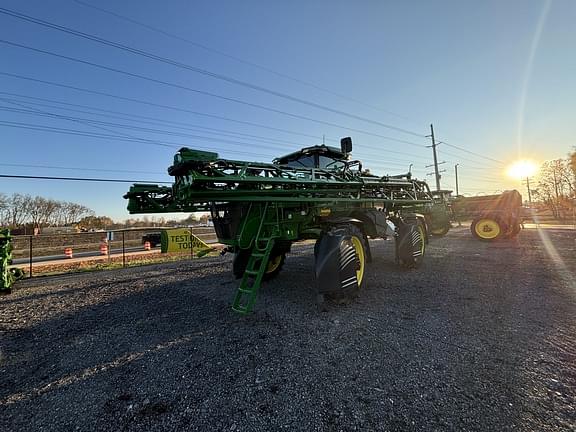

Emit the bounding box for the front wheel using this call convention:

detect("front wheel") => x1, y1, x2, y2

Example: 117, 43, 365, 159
396, 220, 426, 268
315, 224, 368, 301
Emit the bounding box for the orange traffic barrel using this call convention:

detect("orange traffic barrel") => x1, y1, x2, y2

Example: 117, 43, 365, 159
144, 241, 151, 251
99, 242, 108, 255
64, 247, 73, 259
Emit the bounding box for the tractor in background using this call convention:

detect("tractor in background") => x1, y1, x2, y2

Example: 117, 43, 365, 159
451, 190, 524, 240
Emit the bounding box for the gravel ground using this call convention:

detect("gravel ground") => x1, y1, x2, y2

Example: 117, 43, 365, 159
1, 227, 575, 431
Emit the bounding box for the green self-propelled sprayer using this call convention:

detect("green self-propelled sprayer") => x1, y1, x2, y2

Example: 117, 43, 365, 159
124, 137, 450, 313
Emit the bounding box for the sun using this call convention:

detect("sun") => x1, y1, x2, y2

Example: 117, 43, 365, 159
507, 160, 537, 179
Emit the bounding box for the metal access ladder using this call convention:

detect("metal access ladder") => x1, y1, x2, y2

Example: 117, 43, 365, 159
231, 203, 279, 314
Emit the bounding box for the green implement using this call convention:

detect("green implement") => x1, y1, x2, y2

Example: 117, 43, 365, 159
124, 137, 450, 313
1, 229, 25, 294
452, 190, 524, 240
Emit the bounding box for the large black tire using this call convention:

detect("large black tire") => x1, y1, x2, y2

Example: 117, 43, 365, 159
317, 224, 369, 302
232, 249, 286, 281
396, 219, 426, 269
470, 216, 503, 241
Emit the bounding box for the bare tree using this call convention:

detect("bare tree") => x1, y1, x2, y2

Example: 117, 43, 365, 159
61, 202, 93, 225
0, 193, 8, 226
5, 194, 32, 228
534, 158, 576, 219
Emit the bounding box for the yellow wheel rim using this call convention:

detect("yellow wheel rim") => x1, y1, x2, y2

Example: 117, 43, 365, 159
266, 254, 282, 273
350, 236, 365, 286
474, 219, 501, 239
417, 225, 426, 256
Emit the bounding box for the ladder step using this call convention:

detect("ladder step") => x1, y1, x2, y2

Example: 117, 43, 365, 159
231, 305, 249, 314
238, 288, 254, 294
251, 252, 266, 258
245, 270, 259, 276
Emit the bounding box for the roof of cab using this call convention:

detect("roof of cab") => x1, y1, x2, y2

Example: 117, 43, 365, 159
273, 145, 347, 164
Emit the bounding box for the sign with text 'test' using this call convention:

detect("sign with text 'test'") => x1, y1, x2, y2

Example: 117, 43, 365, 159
160, 228, 210, 253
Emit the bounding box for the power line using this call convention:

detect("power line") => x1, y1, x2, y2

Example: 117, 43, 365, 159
0, 71, 334, 143
0, 120, 292, 159
0, 114, 427, 173
0, 77, 433, 162
0, 162, 166, 175
0, 92, 319, 148
0, 121, 424, 177
439, 140, 505, 165
0, 104, 304, 152
0, 7, 426, 138
0, 63, 425, 149
0, 174, 172, 183
73, 0, 419, 124
440, 148, 503, 169
1, 98, 179, 151
1, 101, 432, 166
0, 7, 510, 173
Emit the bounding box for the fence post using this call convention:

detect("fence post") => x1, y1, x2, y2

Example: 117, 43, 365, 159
29, 235, 33, 278
122, 231, 126, 268
190, 226, 194, 260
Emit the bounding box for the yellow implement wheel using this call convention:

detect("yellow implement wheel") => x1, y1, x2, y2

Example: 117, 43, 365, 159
472, 218, 502, 240
350, 235, 366, 287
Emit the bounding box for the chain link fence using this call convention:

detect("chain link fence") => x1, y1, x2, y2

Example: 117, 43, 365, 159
9, 226, 218, 277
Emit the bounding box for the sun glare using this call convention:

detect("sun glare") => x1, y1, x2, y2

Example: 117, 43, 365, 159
507, 160, 537, 179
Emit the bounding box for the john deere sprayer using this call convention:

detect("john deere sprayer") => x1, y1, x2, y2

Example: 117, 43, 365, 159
124, 138, 450, 313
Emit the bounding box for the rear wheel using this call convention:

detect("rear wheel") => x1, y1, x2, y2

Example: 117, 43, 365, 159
232, 249, 286, 280
471, 217, 502, 241
397, 219, 426, 268
262, 252, 285, 280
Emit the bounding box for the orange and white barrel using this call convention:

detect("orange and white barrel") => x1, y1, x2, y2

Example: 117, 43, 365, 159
64, 247, 73, 259
99, 242, 108, 255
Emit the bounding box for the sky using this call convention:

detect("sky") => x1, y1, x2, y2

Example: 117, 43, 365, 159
1, 0, 575, 221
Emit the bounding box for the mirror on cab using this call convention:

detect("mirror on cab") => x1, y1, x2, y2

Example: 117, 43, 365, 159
340, 136, 352, 154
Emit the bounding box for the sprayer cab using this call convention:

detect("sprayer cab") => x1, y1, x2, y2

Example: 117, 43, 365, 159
273, 137, 355, 170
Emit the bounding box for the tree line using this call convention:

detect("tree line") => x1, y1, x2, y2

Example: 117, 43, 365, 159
0, 193, 93, 230
0, 193, 212, 232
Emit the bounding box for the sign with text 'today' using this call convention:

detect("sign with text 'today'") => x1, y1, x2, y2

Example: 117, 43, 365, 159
160, 228, 210, 253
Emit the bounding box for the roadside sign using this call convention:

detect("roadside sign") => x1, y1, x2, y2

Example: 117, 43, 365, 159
107, 231, 114, 241
160, 228, 210, 253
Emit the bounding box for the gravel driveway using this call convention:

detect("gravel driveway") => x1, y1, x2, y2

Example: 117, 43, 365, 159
1, 227, 575, 431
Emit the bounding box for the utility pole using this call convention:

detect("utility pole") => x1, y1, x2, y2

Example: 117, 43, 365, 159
455, 163, 460, 196
427, 124, 441, 191
525, 177, 532, 205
